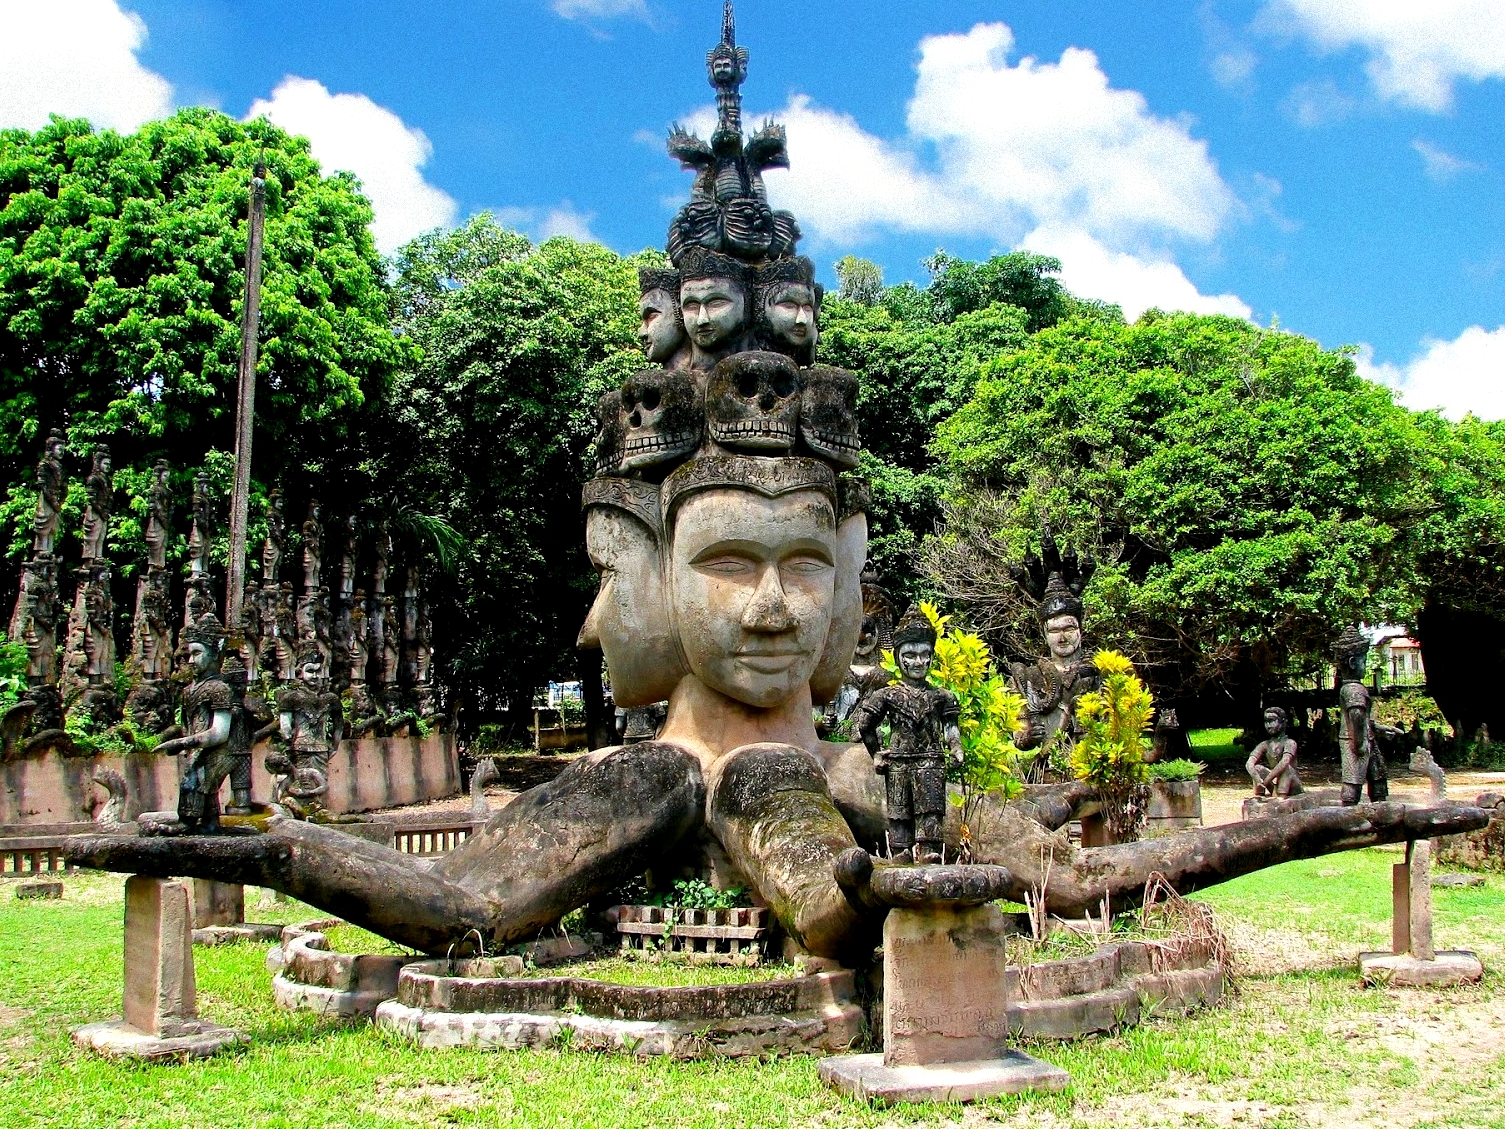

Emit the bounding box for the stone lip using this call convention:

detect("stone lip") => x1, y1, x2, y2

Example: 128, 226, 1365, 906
819, 1050, 1069, 1104
870, 864, 1012, 908
1358, 950, 1484, 989
73, 1019, 245, 1062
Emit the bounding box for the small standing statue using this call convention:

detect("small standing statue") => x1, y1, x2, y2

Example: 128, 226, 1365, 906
152, 614, 253, 833
80, 444, 113, 561
1246, 705, 1304, 799
852, 608, 963, 864
1334, 625, 1388, 805
266, 643, 341, 820
32, 431, 66, 555
302, 499, 323, 590
187, 472, 214, 577
262, 489, 285, 583
143, 459, 171, 570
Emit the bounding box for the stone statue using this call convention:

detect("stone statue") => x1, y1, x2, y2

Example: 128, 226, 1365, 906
262, 489, 285, 583
80, 444, 113, 561
296, 586, 332, 673
1246, 705, 1303, 798
414, 599, 434, 688
1334, 625, 1388, 805
638, 268, 691, 370
152, 614, 252, 832
124, 677, 175, 739
347, 590, 370, 685
852, 609, 963, 864
380, 593, 400, 686
302, 499, 322, 590
10, 553, 60, 686
61, 564, 116, 715
1007, 532, 1100, 767
240, 578, 263, 681
678, 247, 751, 371
822, 568, 894, 732
754, 256, 820, 366
144, 459, 171, 570
274, 581, 297, 681
372, 523, 391, 596
254, 579, 280, 677
132, 567, 174, 680
32, 431, 66, 555
267, 643, 341, 820
187, 472, 214, 577
403, 565, 420, 683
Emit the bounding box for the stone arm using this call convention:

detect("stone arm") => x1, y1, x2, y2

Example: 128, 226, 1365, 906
1265, 740, 1296, 781
940, 692, 963, 765
851, 691, 889, 769
1345, 703, 1370, 761
155, 709, 231, 757
1246, 741, 1273, 793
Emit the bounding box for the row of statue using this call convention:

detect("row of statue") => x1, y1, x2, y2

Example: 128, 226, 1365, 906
6, 433, 445, 822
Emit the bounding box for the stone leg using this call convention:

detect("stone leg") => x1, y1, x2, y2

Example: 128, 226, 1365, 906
707, 742, 876, 963
885, 763, 914, 861
913, 762, 946, 865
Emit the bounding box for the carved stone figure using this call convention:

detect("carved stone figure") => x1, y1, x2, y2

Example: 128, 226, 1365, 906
187, 472, 214, 577
274, 582, 297, 681
183, 575, 216, 630
705, 351, 800, 454
240, 578, 263, 681
125, 678, 175, 738
143, 459, 171, 570
754, 257, 819, 366
132, 567, 174, 680
302, 500, 322, 590
61, 564, 116, 715
32, 431, 66, 555
81, 445, 113, 561
261, 489, 285, 583
372, 524, 391, 596
347, 591, 370, 685
678, 247, 750, 370
852, 610, 963, 864
798, 366, 860, 469
296, 587, 332, 673
380, 594, 401, 686
618, 368, 702, 476
10, 553, 61, 686
152, 614, 252, 832
1334, 626, 1389, 805
822, 568, 895, 732
638, 268, 691, 369
254, 579, 280, 677
414, 600, 434, 688
1247, 706, 1303, 798
1008, 532, 1100, 766
266, 644, 341, 820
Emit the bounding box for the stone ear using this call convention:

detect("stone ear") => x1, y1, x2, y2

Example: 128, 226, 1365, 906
810, 511, 867, 707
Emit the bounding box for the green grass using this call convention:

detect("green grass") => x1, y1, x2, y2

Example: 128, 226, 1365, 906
2, 858, 1504, 1128
1187, 726, 1244, 764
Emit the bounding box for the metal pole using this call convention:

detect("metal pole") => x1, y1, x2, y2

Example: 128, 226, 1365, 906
225, 161, 266, 635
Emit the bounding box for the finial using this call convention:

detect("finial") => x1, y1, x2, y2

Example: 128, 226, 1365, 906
722, 0, 735, 49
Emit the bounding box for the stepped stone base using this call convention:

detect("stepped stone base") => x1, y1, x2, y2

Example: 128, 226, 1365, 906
73, 1018, 245, 1062
1359, 950, 1484, 988
193, 923, 283, 946
819, 1050, 1069, 1104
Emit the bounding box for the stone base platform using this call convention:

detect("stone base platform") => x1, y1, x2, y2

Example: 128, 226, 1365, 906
268, 920, 409, 1019
73, 1018, 245, 1062
1359, 950, 1484, 988
818, 1050, 1069, 1104
193, 923, 284, 946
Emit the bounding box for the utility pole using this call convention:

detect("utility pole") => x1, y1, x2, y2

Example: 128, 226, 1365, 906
225, 160, 266, 635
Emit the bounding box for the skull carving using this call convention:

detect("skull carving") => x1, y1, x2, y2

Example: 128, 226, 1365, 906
705, 351, 800, 454
592, 390, 624, 476
798, 365, 860, 469
618, 368, 702, 475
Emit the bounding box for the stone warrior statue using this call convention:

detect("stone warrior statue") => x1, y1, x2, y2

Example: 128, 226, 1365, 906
1008, 532, 1100, 770
1334, 625, 1389, 805
852, 608, 963, 864
80, 444, 113, 561
143, 459, 172, 570
152, 614, 252, 832
266, 643, 342, 820
1246, 705, 1304, 799
32, 431, 66, 555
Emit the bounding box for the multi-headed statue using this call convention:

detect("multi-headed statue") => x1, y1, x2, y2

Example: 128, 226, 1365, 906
1334, 625, 1388, 805
1246, 705, 1304, 799
80, 445, 113, 561
852, 608, 963, 864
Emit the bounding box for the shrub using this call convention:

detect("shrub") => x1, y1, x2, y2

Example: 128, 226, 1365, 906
1072, 650, 1153, 841
1147, 758, 1205, 782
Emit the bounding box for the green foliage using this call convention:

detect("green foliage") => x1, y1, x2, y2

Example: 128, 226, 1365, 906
923, 250, 1077, 331
650, 879, 749, 911
832, 255, 883, 306
0, 632, 26, 712
1072, 651, 1153, 840
1146, 758, 1206, 781
1371, 690, 1449, 734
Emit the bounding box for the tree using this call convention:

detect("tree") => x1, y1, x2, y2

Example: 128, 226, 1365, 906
833, 255, 883, 306
929, 311, 1433, 728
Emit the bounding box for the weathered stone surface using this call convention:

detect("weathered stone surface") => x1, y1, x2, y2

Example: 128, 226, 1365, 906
819, 1050, 1069, 1104
1145, 779, 1203, 835
15, 881, 62, 899
123, 876, 196, 1036
193, 923, 283, 946
1435, 872, 1485, 888
1359, 951, 1484, 988
72, 1018, 245, 1062
870, 864, 1012, 908
1242, 789, 1344, 820
193, 878, 244, 928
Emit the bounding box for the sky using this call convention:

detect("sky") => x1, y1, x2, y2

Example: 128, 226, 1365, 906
1, 0, 1502, 419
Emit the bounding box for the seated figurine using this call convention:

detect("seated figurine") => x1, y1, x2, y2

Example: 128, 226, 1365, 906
1247, 706, 1303, 798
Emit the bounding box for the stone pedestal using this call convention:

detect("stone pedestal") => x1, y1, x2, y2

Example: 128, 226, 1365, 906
191, 877, 282, 945
820, 863, 1068, 1104
73, 876, 245, 1061
1359, 838, 1483, 989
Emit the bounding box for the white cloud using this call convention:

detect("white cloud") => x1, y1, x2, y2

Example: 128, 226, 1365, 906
1211, 48, 1259, 88
247, 77, 457, 254
1358, 327, 1505, 420
0, 0, 173, 132
1412, 139, 1482, 183
494, 202, 599, 243
1283, 78, 1356, 127
1261, 0, 1505, 111
551, 0, 647, 22
1023, 227, 1252, 322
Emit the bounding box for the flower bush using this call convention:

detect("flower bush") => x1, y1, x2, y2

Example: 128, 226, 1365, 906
1071, 650, 1154, 841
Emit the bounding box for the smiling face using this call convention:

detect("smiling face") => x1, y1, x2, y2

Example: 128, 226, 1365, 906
1045, 614, 1082, 662
638, 289, 686, 364
764, 282, 817, 349
669, 488, 837, 708
681, 277, 746, 355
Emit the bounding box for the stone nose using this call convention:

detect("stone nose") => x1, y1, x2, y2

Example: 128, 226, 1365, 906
741, 565, 796, 632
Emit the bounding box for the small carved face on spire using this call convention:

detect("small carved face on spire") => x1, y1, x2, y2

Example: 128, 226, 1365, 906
764, 281, 816, 349
681, 276, 747, 359
639, 287, 687, 364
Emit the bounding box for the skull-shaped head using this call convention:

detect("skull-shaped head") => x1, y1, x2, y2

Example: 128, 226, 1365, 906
798, 365, 860, 469
618, 369, 702, 475
705, 351, 800, 454
592, 390, 624, 476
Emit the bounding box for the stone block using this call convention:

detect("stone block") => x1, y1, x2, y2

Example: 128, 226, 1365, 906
819, 1050, 1070, 1104
15, 881, 62, 899
193, 879, 244, 929
1359, 951, 1484, 989
123, 876, 196, 1037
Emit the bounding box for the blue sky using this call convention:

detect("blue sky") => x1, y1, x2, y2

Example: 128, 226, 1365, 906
3, 0, 1503, 416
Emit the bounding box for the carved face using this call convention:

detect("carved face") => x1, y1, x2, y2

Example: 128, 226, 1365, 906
710, 51, 738, 84
764, 282, 817, 350
186, 640, 220, 678
579, 505, 684, 707
1044, 614, 1082, 662
680, 277, 746, 353
853, 615, 880, 662
48, 438, 64, 459
299, 658, 324, 685
98, 454, 112, 474
897, 641, 933, 683
1264, 709, 1284, 736
798, 366, 860, 469
638, 288, 686, 364
618, 369, 702, 474
706, 352, 799, 453
592, 391, 623, 476
669, 488, 837, 708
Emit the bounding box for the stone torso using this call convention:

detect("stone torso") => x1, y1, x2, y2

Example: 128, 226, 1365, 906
1010, 657, 1100, 748
182, 676, 235, 744
858, 682, 959, 762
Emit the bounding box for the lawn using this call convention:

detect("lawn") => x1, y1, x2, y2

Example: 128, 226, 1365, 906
1, 850, 1503, 1129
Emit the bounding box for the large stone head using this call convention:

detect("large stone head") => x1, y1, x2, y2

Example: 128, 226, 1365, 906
183, 613, 227, 678
637, 268, 689, 367
678, 247, 750, 368
1037, 573, 1085, 663
1332, 625, 1369, 683
754, 257, 820, 366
